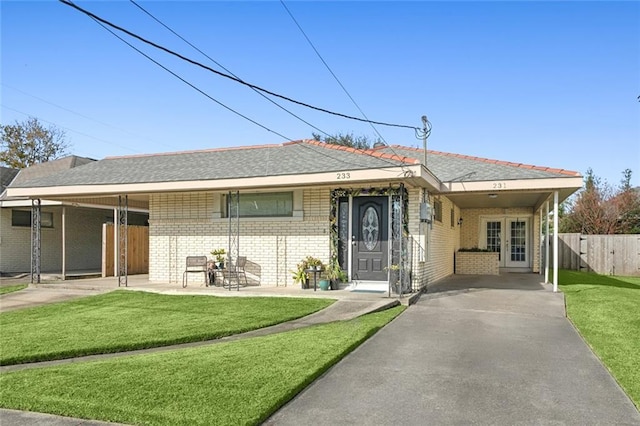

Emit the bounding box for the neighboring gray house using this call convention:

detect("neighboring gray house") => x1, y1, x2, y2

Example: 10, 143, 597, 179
5, 140, 582, 290
1, 156, 147, 277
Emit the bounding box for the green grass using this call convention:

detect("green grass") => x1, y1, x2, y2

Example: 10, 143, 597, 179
0, 284, 28, 295
558, 270, 640, 409
0, 306, 405, 425
0, 290, 333, 365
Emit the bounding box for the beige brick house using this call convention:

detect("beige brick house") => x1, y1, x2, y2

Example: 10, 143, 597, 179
5, 140, 582, 291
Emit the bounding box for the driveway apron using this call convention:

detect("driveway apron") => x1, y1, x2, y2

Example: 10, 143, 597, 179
265, 277, 640, 425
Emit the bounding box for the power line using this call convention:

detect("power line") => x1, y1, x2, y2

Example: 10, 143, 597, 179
86, 12, 292, 141
279, 0, 388, 143
278, 0, 419, 179
129, 0, 331, 138
1, 83, 180, 151
59, 0, 419, 131
76, 5, 404, 171
1, 105, 142, 154
58, 1, 410, 172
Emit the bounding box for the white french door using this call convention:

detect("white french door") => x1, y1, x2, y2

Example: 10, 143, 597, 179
481, 217, 530, 269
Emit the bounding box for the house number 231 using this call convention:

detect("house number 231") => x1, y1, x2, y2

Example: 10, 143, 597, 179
337, 172, 351, 180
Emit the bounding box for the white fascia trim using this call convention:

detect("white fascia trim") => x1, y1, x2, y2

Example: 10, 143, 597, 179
419, 166, 442, 192
5, 166, 425, 199
442, 177, 583, 193
0, 199, 63, 207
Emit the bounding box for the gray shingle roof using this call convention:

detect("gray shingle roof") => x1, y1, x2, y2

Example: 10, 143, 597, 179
10, 141, 414, 188
375, 146, 580, 181
8, 142, 580, 190
10, 156, 96, 187
1, 167, 19, 192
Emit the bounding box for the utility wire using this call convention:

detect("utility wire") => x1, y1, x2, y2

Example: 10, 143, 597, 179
86, 11, 292, 141
59, 0, 419, 131
1, 105, 142, 154
279, 0, 419, 179
59, 1, 410, 172
81, 8, 393, 170
1, 83, 180, 151
279, 0, 388, 143
129, 0, 331, 138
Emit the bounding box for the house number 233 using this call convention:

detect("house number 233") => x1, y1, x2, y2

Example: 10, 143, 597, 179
336, 172, 351, 180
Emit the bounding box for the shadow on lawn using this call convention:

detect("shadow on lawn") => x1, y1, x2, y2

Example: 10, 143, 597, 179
559, 270, 640, 291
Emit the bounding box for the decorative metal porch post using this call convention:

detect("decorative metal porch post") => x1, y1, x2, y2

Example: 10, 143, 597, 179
390, 184, 408, 297
227, 191, 240, 291
118, 195, 128, 287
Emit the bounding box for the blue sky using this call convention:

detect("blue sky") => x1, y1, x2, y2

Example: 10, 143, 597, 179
2, 1, 639, 186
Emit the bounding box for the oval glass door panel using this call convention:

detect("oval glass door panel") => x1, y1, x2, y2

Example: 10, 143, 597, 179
362, 206, 379, 251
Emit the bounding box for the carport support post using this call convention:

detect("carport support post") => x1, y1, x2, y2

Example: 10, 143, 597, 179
30, 198, 41, 284
62, 206, 67, 280
553, 191, 559, 292
545, 200, 550, 284
117, 195, 128, 287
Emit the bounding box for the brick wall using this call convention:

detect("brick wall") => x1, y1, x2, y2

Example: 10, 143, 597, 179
455, 251, 499, 275
149, 189, 330, 285
405, 189, 461, 291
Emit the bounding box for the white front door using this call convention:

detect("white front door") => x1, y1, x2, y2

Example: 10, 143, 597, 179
482, 217, 530, 269
505, 218, 529, 268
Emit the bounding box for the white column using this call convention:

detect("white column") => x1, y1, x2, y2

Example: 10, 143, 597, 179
539, 208, 543, 275
553, 191, 559, 292
62, 206, 67, 280
545, 200, 550, 284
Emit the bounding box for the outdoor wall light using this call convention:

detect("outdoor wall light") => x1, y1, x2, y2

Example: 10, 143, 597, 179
457, 217, 463, 226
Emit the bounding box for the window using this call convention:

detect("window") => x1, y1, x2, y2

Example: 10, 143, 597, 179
12, 210, 54, 228
225, 192, 293, 217
434, 199, 442, 223
450, 208, 455, 227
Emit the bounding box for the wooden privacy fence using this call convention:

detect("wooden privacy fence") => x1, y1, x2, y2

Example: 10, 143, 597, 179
548, 233, 640, 276
102, 224, 149, 277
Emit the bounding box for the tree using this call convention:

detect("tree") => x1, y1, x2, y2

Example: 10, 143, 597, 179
0, 117, 70, 168
613, 169, 640, 234
560, 168, 640, 234
311, 132, 382, 150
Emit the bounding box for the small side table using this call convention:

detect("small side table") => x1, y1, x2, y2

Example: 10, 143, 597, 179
304, 268, 323, 291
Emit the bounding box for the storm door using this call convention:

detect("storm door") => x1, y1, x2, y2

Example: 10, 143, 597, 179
352, 196, 388, 281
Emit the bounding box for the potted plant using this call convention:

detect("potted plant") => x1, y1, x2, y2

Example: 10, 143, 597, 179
318, 278, 330, 291
291, 266, 309, 289
210, 248, 226, 269
290, 256, 324, 289
325, 262, 347, 290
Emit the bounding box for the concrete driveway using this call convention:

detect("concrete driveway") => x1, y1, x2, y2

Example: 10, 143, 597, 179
265, 274, 640, 425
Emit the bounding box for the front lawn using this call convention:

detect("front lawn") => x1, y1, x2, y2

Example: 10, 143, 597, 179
0, 284, 28, 295
0, 290, 333, 365
0, 306, 405, 425
559, 270, 640, 408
